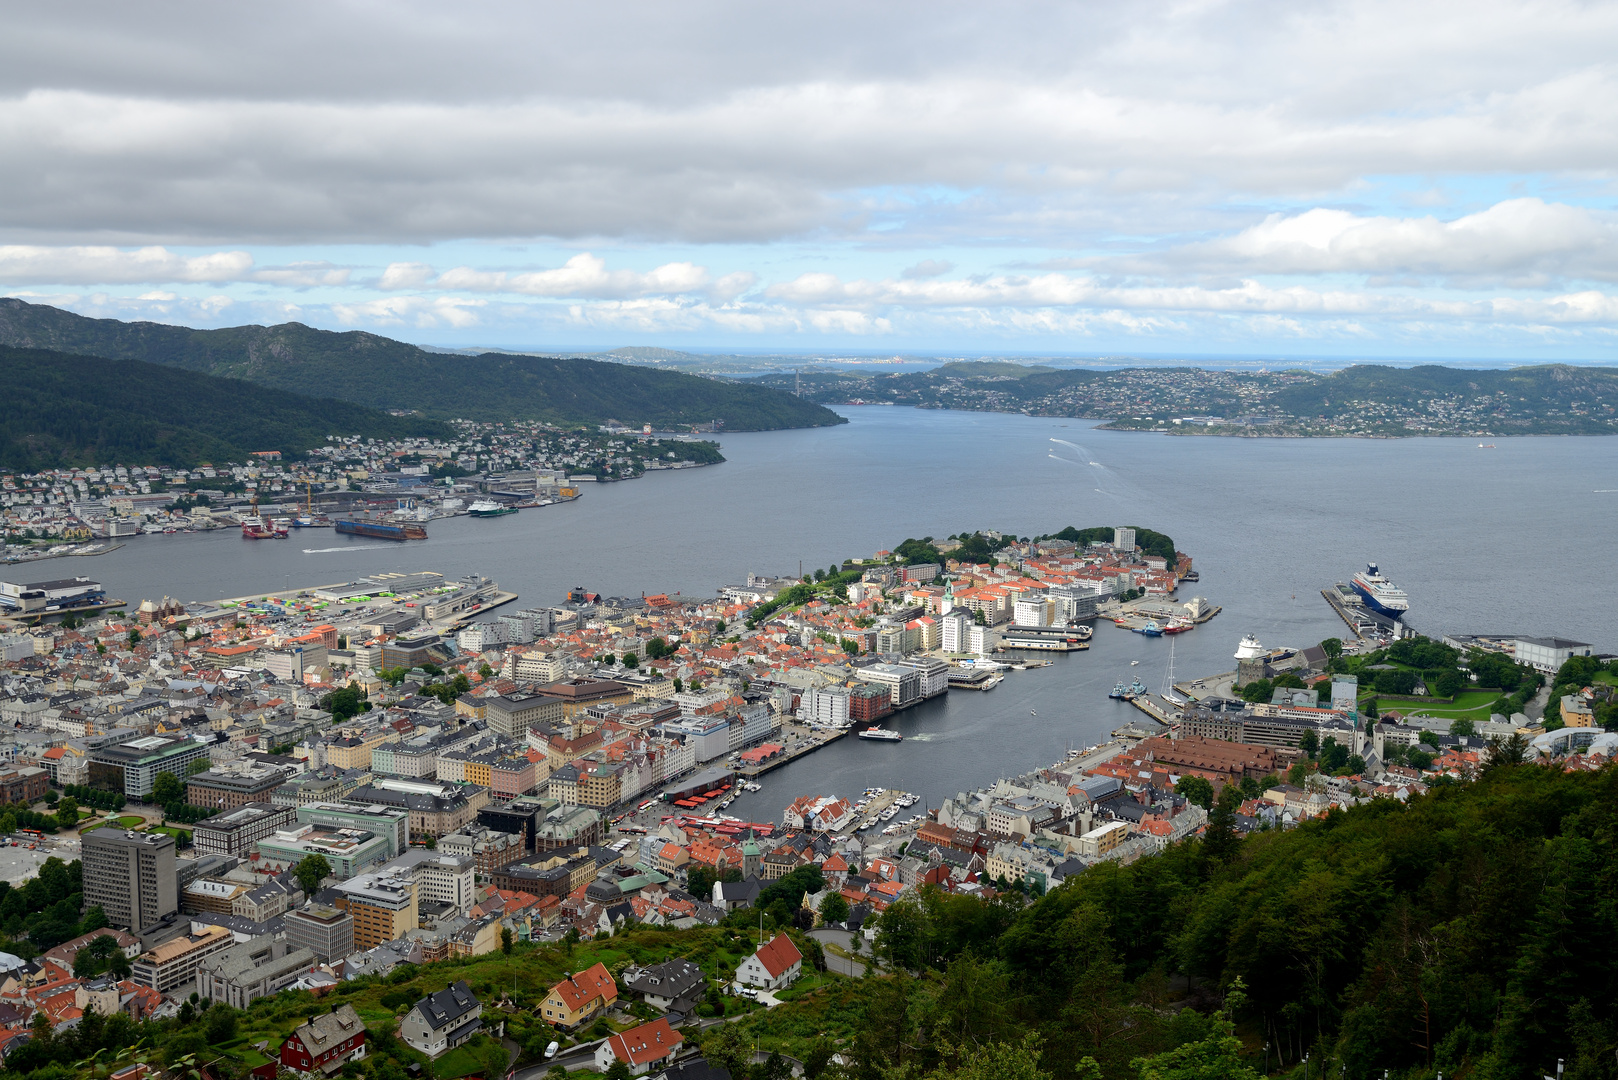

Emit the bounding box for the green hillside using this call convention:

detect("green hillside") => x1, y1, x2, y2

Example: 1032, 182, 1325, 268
0, 299, 846, 431
933, 360, 1058, 378
1266, 362, 1618, 424
0, 345, 449, 470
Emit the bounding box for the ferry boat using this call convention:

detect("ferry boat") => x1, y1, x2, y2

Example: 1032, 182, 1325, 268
857, 726, 903, 742
1351, 563, 1410, 620
468, 499, 518, 518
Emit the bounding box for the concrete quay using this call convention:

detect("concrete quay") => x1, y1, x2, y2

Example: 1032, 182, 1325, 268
735, 725, 849, 779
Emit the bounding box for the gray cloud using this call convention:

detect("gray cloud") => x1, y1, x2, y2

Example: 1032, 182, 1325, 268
1, 3, 1617, 245
902, 259, 955, 279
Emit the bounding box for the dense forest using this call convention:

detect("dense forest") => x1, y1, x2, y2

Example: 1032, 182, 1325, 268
0, 345, 449, 470
890, 526, 1175, 566
0, 299, 846, 431
847, 758, 1618, 1080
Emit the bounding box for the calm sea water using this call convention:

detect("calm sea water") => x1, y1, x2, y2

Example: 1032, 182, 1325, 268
80, 408, 1618, 817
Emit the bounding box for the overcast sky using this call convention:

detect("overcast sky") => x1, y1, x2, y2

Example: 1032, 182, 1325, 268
4, 1, 1618, 359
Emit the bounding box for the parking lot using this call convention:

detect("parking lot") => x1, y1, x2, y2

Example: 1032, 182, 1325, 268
0, 836, 74, 885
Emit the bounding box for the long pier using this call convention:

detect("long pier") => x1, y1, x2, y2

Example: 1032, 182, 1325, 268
1321, 584, 1416, 641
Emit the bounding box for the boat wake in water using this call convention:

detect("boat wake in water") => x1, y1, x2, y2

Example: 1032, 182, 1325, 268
302, 545, 393, 554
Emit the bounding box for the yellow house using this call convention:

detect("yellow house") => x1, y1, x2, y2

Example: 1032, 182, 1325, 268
462, 756, 493, 789
541, 962, 618, 1030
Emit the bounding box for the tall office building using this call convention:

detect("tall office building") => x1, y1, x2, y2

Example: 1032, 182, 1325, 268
284, 904, 356, 963
1113, 527, 1136, 554
83, 829, 177, 931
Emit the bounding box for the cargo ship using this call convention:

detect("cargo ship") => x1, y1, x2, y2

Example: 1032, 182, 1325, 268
335, 519, 428, 541
240, 515, 288, 539
1351, 563, 1410, 620
468, 500, 518, 518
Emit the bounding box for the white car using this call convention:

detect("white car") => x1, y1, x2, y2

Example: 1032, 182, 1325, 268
544, 1041, 559, 1059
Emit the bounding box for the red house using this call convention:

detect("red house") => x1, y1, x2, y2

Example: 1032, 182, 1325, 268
279, 1004, 367, 1075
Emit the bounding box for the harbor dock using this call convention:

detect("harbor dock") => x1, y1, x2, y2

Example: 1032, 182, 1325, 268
736, 726, 850, 779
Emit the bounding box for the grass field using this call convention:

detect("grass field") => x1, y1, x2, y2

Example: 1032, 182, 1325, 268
86, 815, 147, 831
1374, 690, 1501, 720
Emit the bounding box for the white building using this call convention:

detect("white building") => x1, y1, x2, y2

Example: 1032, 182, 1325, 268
1512, 636, 1594, 674
939, 609, 972, 653
735, 933, 803, 991
1013, 595, 1054, 627
456, 622, 507, 653
796, 685, 851, 728
377, 850, 475, 916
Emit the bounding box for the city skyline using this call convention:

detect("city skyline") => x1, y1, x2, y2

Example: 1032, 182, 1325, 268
3, 2, 1618, 359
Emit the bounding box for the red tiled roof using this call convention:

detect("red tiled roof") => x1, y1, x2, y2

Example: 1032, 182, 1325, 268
549, 962, 616, 1012
753, 933, 803, 978
604, 1017, 683, 1066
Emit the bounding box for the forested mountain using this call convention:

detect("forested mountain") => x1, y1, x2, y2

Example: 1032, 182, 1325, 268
0, 299, 845, 431
0, 345, 448, 469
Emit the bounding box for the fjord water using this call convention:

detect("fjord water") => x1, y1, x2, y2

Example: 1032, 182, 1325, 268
93, 407, 1618, 817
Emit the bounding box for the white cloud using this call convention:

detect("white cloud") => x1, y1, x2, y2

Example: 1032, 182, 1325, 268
381, 253, 752, 301
1148, 199, 1618, 283
0, 245, 352, 287
329, 295, 486, 328
0, 245, 252, 284
764, 268, 1618, 325
250, 261, 350, 287
378, 262, 435, 290
433, 254, 710, 298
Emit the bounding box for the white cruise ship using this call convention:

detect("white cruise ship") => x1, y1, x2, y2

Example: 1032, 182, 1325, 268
1351, 563, 1410, 620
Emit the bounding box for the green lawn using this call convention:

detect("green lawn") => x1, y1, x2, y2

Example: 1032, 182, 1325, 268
86, 815, 147, 831
773, 972, 837, 1002
1375, 690, 1501, 720
430, 1045, 484, 1080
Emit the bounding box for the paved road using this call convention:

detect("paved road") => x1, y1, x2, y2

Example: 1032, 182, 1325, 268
808, 928, 868, 977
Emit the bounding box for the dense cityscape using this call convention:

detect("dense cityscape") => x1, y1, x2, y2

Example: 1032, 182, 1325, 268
0, 517, 1611, 1078
2, 424, 723, 549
